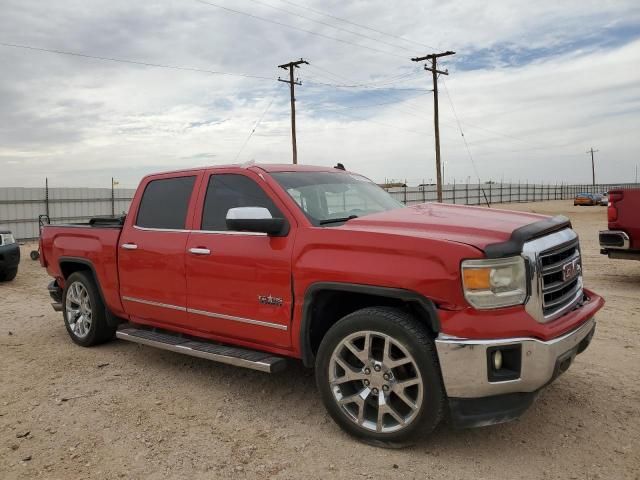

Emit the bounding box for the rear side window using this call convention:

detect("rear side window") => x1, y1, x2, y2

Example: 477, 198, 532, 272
136, 176, 196, 229
201, 174, 282, 231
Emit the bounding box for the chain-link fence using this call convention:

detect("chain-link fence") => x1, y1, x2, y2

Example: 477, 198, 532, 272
384, 182, 640, 206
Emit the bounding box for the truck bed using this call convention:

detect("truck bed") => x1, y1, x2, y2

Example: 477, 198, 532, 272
39, 221, 125, 316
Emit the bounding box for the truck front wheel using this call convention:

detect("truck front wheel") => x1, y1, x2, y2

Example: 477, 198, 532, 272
62, 272, 115, 347
315, 307, 445, 445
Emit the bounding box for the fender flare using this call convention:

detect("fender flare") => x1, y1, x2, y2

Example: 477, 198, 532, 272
300, 282, 440, 367
58, 256, 121, 327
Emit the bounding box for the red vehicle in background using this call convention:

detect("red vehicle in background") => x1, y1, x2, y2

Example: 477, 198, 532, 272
599, 188, 640, 261
39, 163, 603, 444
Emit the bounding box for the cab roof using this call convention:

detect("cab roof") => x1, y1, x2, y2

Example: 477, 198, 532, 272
147, 162, 345, 178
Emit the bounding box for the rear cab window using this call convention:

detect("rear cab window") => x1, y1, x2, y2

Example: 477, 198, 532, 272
136, 176, 196, 230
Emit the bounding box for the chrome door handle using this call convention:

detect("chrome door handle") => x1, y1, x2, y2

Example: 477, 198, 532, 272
121, 243, 138, 250
188, 247, 211, 256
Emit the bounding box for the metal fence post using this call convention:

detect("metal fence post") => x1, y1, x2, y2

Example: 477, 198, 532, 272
403, 185, 407, 205
45, 177, 50, 218
452, 179, 456, 204
489, 182, 492, 204
500, 182, 503, 204
465, 182, 469, 205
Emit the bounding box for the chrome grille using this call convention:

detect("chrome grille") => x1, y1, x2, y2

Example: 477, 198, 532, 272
539, 239, 582, 316
522, 228, 584, 323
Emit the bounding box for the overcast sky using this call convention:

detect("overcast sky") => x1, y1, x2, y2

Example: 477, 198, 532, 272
1, 0, 639, 187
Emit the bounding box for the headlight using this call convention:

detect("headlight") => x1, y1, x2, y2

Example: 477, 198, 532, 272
461, 256, 527, 309
0, 233, 16, 246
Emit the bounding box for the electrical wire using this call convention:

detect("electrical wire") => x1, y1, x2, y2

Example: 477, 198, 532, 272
242, 0, 415, 54
195, 0, 406, 59
234, 86, 282, 161
275, 0, 439, 51
441, 78, 481, 182
0, 42, 275, 80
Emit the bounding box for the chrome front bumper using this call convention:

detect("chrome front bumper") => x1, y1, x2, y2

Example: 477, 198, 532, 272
435, 317, 596, 398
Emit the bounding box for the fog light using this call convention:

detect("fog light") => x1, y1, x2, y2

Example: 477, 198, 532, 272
493, 350, 503, 370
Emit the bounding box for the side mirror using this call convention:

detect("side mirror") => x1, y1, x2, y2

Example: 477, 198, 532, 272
225, 207, 288, 236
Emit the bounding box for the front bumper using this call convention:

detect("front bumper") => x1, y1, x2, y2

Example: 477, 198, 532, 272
436, 317, 595, 399
0, 243, 20, 270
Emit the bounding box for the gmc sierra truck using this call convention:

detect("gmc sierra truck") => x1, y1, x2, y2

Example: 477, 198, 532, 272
599, 188, 640, 261
40, 164, 604, 444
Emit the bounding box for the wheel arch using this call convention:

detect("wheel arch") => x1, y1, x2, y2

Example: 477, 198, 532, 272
300, 282, 440, 368
58, 257, 121, 327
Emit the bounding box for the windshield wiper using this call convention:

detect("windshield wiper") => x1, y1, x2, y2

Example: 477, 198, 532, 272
319, 215, 358, 225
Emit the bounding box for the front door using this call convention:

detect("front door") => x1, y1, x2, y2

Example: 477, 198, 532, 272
185, 172, 294, 347
118, 173, 200, 328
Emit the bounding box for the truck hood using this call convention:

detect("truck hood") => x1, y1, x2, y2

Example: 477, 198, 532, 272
342, 203, 548, 252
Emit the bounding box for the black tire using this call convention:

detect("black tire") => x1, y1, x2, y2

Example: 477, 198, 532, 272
30, 250, 40, 261
315, 307, 445, 446
62, 271, 116, 347
0, 268, 18, 282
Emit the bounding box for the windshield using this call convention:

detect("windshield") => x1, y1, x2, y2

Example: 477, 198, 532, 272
271, 171, 404, 226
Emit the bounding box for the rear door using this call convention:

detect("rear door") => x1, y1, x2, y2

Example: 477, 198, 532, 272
185, 170, 294, 347
118, 172, 201, 327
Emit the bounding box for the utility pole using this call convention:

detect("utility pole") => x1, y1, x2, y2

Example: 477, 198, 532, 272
412, 51, 455, 203
586, 147, 598, 186
278, 58, 308, 165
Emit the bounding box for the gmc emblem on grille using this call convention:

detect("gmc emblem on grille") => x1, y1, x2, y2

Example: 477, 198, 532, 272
562, 258, 581, 282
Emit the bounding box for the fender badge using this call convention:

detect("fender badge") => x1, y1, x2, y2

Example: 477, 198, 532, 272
258, 295, 283, 307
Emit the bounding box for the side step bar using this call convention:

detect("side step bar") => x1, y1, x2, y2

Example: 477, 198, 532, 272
116, 327, 287, 373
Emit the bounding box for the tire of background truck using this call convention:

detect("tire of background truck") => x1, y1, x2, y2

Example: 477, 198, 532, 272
0, 268, 18, 282
62, 271, 116, 347
315, 307, 445, 446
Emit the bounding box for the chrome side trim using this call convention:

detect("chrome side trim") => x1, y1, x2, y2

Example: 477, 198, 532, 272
188, 308, 288, 330
122, 296, 187, 312
120, 296, 287, 330
436, 317, 596, 398
132, 225, 267, 236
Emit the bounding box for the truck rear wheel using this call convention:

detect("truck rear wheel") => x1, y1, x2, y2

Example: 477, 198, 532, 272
315, 307, 445, 446
62, 272, 115, 347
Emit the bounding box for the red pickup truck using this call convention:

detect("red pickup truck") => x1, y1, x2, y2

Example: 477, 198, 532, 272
599, 188, 640, 261
40, 164, 603, 444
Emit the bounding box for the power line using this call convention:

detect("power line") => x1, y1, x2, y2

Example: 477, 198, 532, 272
441, 79, 481, 183
276, 0, 438, 51
234, 87, 281, 161
195, 0, 406, 59
242, 0, 415, 54
0, 42, 274, 80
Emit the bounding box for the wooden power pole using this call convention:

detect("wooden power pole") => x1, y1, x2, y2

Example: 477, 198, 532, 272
587, 147, 598, 187
278, 58, 308, 165
411, 51, 455, 202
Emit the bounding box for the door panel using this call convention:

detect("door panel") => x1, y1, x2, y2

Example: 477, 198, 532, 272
185, 172, 294, 347
186, 232, 292, 346
118, 173, 200, 327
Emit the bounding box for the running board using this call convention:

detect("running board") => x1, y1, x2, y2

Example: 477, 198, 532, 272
116, 327, 287, 373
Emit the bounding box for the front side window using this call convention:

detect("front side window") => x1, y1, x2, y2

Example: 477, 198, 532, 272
136, 176, 196, 229
271, 171, 403, 226
201, 174, 283, 231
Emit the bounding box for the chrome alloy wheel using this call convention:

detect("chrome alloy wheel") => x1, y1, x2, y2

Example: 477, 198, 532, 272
329, 331, 423, 434
65, 281, 92, 339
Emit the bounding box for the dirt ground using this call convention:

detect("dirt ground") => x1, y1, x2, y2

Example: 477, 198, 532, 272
1, 200, 638, 479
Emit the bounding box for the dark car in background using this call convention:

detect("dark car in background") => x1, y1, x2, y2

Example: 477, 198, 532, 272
0, 230, 20, 282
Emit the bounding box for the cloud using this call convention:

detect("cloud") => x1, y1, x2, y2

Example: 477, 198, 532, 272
0, 0, 638, 187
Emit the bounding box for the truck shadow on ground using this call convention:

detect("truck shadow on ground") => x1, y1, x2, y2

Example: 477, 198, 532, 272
111, 339, 602, 456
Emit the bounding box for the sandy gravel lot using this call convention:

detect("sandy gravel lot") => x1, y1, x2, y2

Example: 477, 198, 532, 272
1, 200, 638, 479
